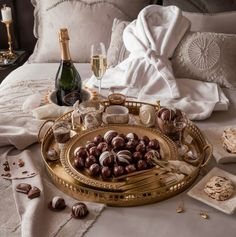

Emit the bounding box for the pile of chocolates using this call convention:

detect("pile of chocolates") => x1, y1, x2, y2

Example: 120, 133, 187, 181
73, 130, 162, 179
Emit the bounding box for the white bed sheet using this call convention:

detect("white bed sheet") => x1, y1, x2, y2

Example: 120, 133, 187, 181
1, 62, 236, 237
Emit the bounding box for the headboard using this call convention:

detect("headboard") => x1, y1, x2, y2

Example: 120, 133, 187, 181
0, 0, 235, 55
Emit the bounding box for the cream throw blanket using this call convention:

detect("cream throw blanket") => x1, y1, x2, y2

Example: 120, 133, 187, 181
86, 5, 229, 120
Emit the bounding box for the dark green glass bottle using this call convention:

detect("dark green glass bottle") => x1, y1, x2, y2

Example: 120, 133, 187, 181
55, 28, 82, 106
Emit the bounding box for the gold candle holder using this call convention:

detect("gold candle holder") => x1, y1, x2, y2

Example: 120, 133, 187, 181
1, 20, 17, 59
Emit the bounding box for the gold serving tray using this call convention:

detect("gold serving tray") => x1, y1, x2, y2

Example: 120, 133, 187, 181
40, 100, 212, 206
60, 124, 178, 191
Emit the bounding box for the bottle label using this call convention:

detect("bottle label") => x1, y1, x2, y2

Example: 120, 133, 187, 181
62, 91, 81, 106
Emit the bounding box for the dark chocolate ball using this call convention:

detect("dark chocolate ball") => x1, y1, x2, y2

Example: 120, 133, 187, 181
104, 130, 118, 144
101, 166, 112, 179
99, 151, 115, 166
89, 163, 100, 176
136, 143, 146, 153
71, 202, 89, 219
126, 132, 139, 141
159, 108, 175, 121
125, 164, 136, 173
112, 136, 125, 150
97, 142, 109, 152
113, 165, 125, 177
132, 151, 143, 162
74, 156, 85, 169
140, 136, 150, 146
137, 160, 148, 170
118, 133, 127, 142
50, 196, 66, 210
74, 147, 88, 159
93, 134, 104, 145
85, 155, 97, 168
126, 139, 137, 151
85, 142, 96, 151
144, 150, 161, 167
148, 139, 160, 150
89, 146, 100, 157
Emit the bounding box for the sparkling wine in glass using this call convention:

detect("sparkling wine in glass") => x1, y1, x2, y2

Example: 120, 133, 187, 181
90, 42, 107, 94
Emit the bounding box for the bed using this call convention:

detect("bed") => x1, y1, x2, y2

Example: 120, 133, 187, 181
0, 1, 236, 237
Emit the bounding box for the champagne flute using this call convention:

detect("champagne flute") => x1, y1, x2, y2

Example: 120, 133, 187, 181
90, 42, 107, 94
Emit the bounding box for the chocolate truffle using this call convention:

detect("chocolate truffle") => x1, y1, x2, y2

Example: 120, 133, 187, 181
101, 166, 112, 179
126, 132, 139, 141
28, 186, 41, 199
140, 136, 150, 146
48, 196, 66, 211
115, 150, 132, 165
99, 151, 115, 166
132, 151, 143, 162
136, 143, 146, 153
144, 150, 161, 166
125, 164, 136, 173
85, 142, 96, 151
85, 155, 97, 168
93, 134, 104, 145
113, 165, 125, 177
137, 160, 148, 170
89, 146, 100, 158
104, 130, 118, 144
118, 133, 127, 142
158, 108, 175, 121
97, 142, 109, 152
74, 147, 88, 159
126, 139, 137, 151
47, 148, 59, 161
89, 163, 100, 176
74, 156, 85, 169
71, 202, 89, 219
148, 139, 160, 150
112, 136, 125, 150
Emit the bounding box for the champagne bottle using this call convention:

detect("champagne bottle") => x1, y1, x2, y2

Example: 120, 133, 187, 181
55, 28, 82, 106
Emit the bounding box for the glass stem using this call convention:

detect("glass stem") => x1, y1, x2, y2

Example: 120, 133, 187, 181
98, 78, 101, 94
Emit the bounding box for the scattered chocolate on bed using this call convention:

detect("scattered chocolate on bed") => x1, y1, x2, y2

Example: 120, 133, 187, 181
16, 183, 32, 194
4, 166, 10, 172
27, 186, 41, 199
22, 171, 28, 174
18, 159, 25, 167
71, 202, 89, 219
48, 196, 66, 211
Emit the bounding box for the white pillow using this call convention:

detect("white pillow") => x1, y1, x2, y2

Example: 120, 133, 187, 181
183, 11, 236, 34
30, 0, 150, 63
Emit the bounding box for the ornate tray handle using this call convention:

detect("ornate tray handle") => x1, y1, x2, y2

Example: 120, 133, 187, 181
201, 144, 213, 168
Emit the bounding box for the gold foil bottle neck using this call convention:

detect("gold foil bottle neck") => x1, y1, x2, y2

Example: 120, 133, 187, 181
59, 28, 70, 42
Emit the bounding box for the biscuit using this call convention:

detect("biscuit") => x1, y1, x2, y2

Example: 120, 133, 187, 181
204, 176, 234, 201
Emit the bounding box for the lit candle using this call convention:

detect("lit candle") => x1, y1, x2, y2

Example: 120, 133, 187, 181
1, 5, 12, 22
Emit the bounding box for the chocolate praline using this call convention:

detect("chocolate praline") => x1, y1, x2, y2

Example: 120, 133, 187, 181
115, 150, 133, 166
85, 142, 96, 151
101, 166, 112, 179
97, 142, 109, 152
126, 139, 136, 151
126, 132, 139, 141
132, 151, 143, 162
137, 160, 148, 170
74, 147, 88, 159
113, 165, 125, 177
148, 139, 160, 150
118, 133, 127, 142
99, 151, 115, 166
48, 196, 66, 211
140, 136, 150, 146
89, 146, 100, 158
125, 164, 136, 173
71, 202, 89, 219
93, 134, 104, 145
85, 155, 97, 168
89, 163, 100, 176
111, 136, 125, 150
136, 143, 146, 153
104, 130, 118, 144
74, 156, 85, 169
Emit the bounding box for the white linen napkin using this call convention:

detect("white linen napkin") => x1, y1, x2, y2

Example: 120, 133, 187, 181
0, 148, 105, 237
